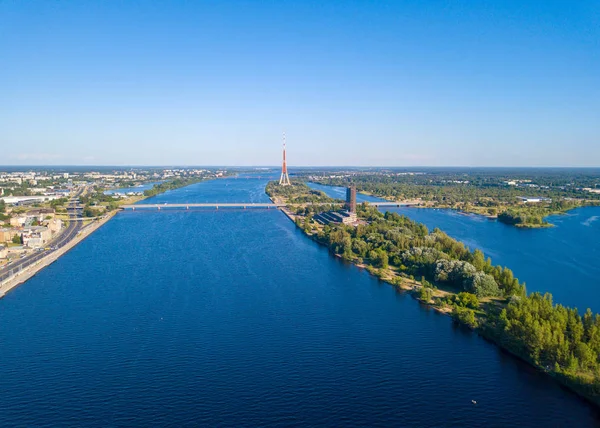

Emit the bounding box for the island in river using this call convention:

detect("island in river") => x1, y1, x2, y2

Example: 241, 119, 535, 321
267, 179, 600, 407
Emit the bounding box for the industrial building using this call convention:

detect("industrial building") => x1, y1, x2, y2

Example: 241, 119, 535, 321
313, 185, 358, 226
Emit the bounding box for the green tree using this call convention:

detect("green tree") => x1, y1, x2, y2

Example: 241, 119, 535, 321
418, 286, 433, 303
453, 292, 479, 309
471, 249, 485, 271
453, 307, 478, 328
369, 249, 389, 269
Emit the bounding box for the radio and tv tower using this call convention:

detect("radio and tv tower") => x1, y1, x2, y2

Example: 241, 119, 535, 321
279, 133, 291, 186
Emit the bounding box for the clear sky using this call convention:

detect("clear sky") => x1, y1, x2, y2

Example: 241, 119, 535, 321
1, 1, 599, 167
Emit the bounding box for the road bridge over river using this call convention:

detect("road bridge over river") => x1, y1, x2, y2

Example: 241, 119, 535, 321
120, 201, 419, 210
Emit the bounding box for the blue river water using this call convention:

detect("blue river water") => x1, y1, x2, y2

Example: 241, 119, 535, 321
0, 177, 598, 426
309, 182, 600, 314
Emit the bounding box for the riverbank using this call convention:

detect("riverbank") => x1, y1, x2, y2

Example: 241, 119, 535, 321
308, 180, 600, 229
270, 191, 600, 409
0, 211, 117, 297
0, 175, 222, 297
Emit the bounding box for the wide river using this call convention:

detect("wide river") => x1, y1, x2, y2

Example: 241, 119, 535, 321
0, 176, 598, 426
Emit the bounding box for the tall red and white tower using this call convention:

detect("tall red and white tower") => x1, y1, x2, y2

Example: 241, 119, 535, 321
279, 133, 291, 186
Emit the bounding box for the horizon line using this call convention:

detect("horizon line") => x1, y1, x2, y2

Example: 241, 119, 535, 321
1, 165, 600, 169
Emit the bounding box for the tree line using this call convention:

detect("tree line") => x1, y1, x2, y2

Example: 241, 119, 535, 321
310, 173, 599, 227
294, 202, 600, 402
143, 177, 205, 198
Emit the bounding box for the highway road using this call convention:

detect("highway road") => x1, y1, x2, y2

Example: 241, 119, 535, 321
0, 189, 85, 284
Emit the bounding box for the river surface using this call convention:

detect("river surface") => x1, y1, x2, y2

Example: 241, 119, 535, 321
0, 177, 598, 426
309, 182, 600, 313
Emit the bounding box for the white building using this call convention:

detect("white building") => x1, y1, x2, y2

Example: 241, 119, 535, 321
518, 197, 552, 203
22, 226, 51, 248
0, 195, 61, 205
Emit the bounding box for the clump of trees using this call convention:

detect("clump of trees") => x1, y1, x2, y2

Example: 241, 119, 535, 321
310, 171, 600, 204
309, 204, 525, 299
50, 197, 69, 208
453, 306, 478, 328
266, 181, 339, 206
143, 177, 205, 198
307, 172, 599, 227
0, 200, 9, 222
498, 209, 548, 227
434, 259, 500, 297
490, 293, 600, 391
285, 184, 600, 400
288, 184, 600, 401
449, 292, 480, 309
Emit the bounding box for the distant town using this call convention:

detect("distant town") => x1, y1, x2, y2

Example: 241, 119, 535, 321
0, 168, 226, 269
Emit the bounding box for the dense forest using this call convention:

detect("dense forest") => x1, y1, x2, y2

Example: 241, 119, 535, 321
489, 293, 600, 397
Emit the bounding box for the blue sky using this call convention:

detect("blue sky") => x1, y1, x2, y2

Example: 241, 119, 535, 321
1, 0, 599, 166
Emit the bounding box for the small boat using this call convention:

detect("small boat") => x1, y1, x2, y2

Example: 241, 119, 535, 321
471, 400, 477, 405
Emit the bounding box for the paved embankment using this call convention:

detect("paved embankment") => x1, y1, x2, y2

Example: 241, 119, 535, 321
0, 212, 117, 297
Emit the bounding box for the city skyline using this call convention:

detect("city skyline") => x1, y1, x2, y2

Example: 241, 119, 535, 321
1, 1, 599, 167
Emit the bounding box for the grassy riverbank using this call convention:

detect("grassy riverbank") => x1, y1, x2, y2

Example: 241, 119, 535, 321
268, 182, 600, 407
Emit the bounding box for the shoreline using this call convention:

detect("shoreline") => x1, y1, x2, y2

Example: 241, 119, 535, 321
272, 197, 600, 409
311, 181, 600, 229
0, 211, 117, 298
0, 176, 216, 298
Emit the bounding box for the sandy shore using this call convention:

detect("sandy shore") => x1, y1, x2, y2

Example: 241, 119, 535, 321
0, 211, 117, 298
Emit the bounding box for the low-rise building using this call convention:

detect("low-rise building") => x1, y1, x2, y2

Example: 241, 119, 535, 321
0, 195, 62, 205
0, 245, 7, 259
10, 216, 27, 227
22, 226, 51, 248
314, 210, 358, 226
518, 197, 552, 203
583, 188, 600, 194
0, 228, 21, 244
26, 208, 55, 222
9, 209, 55, 227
